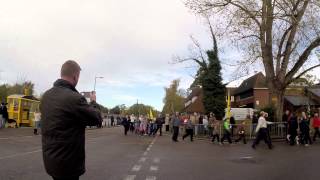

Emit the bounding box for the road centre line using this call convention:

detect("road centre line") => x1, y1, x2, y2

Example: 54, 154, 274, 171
132, 165, 142, 172
150, 166, 159, 171
139, 157, 147, 162
124, 175, 136, 180
153, 158, 160, 163
146, 176, 157, 180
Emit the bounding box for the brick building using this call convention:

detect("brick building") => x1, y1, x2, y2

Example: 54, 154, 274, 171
184, 72, 320, 113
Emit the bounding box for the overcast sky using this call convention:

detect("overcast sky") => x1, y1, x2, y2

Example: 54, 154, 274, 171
0, 0, 319, 110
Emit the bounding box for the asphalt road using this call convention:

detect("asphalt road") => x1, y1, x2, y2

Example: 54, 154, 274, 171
0, 127, 320, 180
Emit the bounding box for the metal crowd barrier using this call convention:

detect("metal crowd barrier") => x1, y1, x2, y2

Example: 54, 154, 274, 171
179, 122, 288, 140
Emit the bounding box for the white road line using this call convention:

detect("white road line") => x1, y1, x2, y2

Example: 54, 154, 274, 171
124, 175, 136, 180
146, 147, 151, 151
153, 158, 160, 163
150, 166, 159, 171
240, 156, 254, 159
132, 165, 142, 172
143, 151, 148, 156
139, 157, 147, 162
146, 176, 157, 180
0, 149, 42, 160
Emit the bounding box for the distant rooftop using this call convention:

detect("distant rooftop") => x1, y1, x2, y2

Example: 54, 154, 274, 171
226, 72, 263, 88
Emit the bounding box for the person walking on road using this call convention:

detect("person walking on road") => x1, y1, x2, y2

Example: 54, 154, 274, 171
40, 60, 102, 180
283, 110, 291, 142
208, 112, 215, 137
299, 112, 312, 146
0, 103, 8, 128
312, 113, 320, 142
182, 117, 194, 142
211, 118, 221, 144
252, 111, 273, 149
230, 115, 236, 137
110, 115, 115, 126
153, 114, 164, 136
288, 113, 298, 146
235, 121, 247, 144
172, 112, 181, 142
164, 114, 170, 132
122, 116, 130, 136
221, 118, 232, 144
252, 113, 258, 136
33, 110, 41, 135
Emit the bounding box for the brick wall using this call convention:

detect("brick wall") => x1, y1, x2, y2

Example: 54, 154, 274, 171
253, 89, 270, 109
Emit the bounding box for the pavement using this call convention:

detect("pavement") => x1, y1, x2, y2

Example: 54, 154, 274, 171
0, 127, 320, 180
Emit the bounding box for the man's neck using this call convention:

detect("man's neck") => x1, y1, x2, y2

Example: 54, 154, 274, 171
61, 77, 74, 87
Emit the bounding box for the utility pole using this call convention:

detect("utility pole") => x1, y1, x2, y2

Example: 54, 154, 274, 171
94, 76, 104, 91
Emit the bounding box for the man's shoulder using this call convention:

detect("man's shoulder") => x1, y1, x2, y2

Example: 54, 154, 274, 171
42, 86, 83, 102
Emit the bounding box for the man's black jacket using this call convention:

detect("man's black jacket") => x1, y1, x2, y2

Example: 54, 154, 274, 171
40, 79, 102, 178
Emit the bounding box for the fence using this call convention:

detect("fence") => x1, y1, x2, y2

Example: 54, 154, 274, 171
179, 122, 288, 140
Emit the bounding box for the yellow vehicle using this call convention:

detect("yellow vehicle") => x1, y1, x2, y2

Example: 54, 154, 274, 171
7, 94, 40, 127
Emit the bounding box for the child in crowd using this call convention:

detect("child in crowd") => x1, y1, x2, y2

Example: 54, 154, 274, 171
235, 121, 247, 144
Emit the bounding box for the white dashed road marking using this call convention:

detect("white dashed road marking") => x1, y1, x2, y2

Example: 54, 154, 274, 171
132, 165, 142, 172
153, 158, 160, 163
139, 157, 147, 162
124, 175, 136, 180
127, 137, 159, 180
146, 176, 157, 180
150, 166, 159, 171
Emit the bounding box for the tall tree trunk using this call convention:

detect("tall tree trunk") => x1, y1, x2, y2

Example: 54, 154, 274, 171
268, 82, 285, 122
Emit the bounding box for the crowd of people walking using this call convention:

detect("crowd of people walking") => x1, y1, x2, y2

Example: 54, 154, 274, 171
118, 109, 320, 150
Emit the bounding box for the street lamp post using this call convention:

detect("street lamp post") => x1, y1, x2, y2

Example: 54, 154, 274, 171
94, 76, 104, 91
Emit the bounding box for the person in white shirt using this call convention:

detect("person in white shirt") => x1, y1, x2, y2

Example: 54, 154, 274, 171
203, 115, 209, 136
34, 110, 41, 135
252, 111, 273, 149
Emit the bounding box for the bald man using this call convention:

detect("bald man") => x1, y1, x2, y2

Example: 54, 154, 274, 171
40, 60, 102, 180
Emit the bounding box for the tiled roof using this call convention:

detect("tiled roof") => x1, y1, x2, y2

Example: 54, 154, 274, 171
308, 87, 320, 97
284, 95, 317, 106
234, 72, 267, 95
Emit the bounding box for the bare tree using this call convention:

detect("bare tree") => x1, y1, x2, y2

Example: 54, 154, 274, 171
173, 16, 219, 88
185, 0, 320, 121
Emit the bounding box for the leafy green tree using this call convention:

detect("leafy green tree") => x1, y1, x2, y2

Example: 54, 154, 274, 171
0, 81, 35, 102
110, 105, 121, 115
127, 103, 158, 117
162, 79, 185, 114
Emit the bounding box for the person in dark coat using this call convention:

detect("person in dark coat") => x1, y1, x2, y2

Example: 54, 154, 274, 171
299, 112, 312, 146
153, 115, 164, 136
121, 116, 130, 135
0, 103, 8, 127
172, 112, 181, 142
230, 115, 236, 137
182, 117, 194, 142
110, 115, 115, 126
252, 113, 258, 135
40, 60, 102, 180
288, 113, 298, 146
